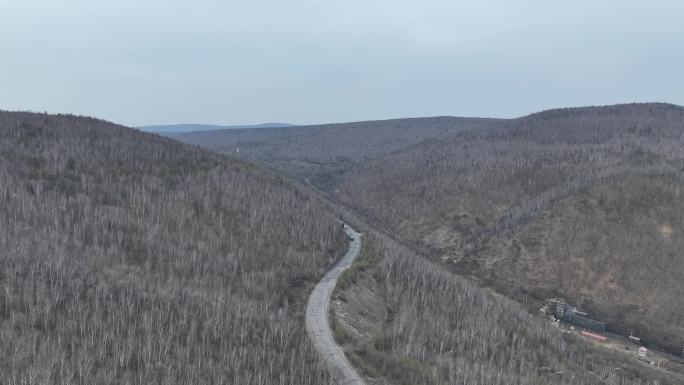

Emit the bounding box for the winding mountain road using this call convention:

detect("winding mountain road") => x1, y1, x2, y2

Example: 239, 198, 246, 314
305, 227, 366, 385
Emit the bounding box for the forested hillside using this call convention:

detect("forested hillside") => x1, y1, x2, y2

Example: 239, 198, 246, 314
331, 232, 683, 385
178, 103, 684, 357
0, 111, 344, 385
333, 103, 684, 355
174, 116, 495, 186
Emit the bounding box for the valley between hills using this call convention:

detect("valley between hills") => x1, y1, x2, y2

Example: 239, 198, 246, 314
2, 104, 684, 384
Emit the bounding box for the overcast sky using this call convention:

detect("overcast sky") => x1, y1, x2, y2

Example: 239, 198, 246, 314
1, 1, 682, 126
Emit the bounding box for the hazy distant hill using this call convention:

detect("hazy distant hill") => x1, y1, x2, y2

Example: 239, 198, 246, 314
139, 122, 293, 135
173, 116, 498, 185
0, 111, 341, 385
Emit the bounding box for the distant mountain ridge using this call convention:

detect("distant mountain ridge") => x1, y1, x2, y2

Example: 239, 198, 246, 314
138, 122, 293, 135
171, 116, 498, 183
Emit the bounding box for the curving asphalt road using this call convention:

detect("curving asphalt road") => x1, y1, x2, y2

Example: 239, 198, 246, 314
305, 227, 366, 385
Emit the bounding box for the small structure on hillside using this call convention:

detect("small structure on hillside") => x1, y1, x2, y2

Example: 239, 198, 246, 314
581, 330, 607, 342
638, 347, 648, 357
542, 298, 606, 332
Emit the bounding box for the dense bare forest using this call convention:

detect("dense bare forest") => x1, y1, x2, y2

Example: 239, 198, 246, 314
179, 103, 684, 357
331, 232, 684, 385
7, 104, 683, 384
332, 103, 684, 355
0, 111, 345, 384
174, 117, 494, 186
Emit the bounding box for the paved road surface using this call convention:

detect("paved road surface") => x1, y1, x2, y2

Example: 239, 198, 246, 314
306, 227, 366, 385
